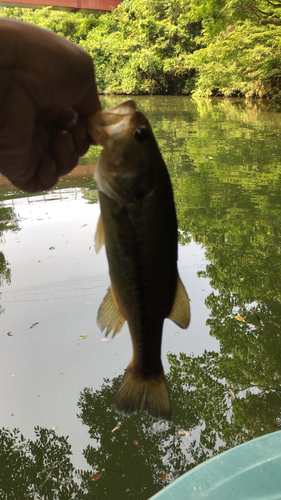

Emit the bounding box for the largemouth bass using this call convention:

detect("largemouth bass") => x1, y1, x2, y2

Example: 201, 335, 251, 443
88, 100, 190, 421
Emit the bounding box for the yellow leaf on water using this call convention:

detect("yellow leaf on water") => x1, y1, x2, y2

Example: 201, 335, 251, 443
234, 316, 245, 322
91, 473, 102, 481
177, 429, 186, 436
79, 335, 88, 340
111, 422, 122, 433
161, 474, 170, 480
177, 429, 192, 438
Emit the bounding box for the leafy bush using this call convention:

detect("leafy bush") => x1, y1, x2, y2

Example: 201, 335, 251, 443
2, 0, 281, 97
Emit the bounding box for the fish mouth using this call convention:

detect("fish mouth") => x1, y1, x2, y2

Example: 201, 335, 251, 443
105, 100, 137, 116
87, 100, 138, 147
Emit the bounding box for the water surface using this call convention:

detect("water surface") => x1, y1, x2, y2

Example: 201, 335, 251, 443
0, 96, 281, 499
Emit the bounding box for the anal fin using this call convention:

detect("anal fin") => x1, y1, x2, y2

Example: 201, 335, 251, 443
168, 274, 190, 329
97, 285, 125, 337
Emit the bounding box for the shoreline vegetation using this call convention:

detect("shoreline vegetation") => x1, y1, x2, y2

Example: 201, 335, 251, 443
1, 0, 281, 99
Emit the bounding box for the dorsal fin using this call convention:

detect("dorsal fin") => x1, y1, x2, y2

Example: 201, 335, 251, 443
97, 285, 125, 338
168, 274, 190, 329
95, 213, 105, 253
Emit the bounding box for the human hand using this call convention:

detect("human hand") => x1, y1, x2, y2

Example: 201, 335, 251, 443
0, 18, 101, 192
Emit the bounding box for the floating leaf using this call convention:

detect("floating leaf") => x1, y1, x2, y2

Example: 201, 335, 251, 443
30, 322, 39, 329
134, 440, 140, 447
177, 429, 191, 438
177, 429, 186, 436
79, 335, 88, 340
161, 474, 170, 480
112, 422, 122, 433
234, 315, 245, 322
274, 323, 280, 329
229, 388, 236, 399
49, 246, 55, 250
7, 332, 12, 336
91, 473, 102, 481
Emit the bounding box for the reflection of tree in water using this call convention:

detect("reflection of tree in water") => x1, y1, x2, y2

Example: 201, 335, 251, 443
0, 204, 18, 315
77, 377, 194, 499
0, 252, 11, 289
0, 377, 195, 500
1, 99, 281, 498
171, 98, 281, 459
2, 334, 281, 500
0, 427, 88, 500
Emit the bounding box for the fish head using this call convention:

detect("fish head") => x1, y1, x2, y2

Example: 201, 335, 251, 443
88, 100, 163, 204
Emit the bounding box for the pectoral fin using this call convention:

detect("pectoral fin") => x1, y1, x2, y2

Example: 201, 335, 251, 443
97, 285, 125, 337
95, 213, 105, 253
168, 274, 190, 329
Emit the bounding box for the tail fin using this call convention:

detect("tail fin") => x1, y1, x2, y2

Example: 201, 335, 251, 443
114, 364, 171, 421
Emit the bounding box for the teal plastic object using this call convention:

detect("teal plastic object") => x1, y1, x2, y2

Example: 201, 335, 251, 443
150, 431, 281, 499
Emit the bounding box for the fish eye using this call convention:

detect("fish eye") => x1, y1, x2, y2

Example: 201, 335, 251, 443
134, 126, 150, 144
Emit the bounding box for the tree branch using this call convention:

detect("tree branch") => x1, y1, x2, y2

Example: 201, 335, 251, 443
232, 2, 281, 25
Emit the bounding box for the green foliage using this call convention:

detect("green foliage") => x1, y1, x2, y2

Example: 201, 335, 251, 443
2, 0, 281, 96
1, 7, 99, 44
1, 2, 200, 95
80, 0, 201, 95
187, 0, 281, 97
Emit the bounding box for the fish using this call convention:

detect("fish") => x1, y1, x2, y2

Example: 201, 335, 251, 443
87, 100, 190, 421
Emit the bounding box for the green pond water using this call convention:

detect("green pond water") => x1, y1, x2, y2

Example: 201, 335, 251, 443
0, 96, 281, 499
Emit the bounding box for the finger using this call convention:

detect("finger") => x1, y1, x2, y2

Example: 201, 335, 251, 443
35, 156, 58, 191
67, 118, 91, 157
52, 130, 79, 176
73, 80, 101, 118
56, 107, 76, 129
11, 156, 58, 193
